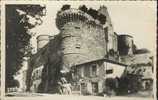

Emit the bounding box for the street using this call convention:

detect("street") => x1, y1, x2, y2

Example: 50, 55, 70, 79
4, 93, 154, 100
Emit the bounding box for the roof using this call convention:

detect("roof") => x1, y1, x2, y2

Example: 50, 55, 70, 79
74, 58, 128, 67
118, 34, 133, 38
134, 48, 151, 54
114, 32, 118, 36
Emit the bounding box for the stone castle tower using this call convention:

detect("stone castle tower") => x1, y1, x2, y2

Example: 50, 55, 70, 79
55, 5, 118, 71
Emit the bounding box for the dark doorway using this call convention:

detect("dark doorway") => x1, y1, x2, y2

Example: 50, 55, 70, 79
92, 82, 98, 94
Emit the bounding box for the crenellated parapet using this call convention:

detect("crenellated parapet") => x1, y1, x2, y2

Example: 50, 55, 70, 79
56, 8, 104, 30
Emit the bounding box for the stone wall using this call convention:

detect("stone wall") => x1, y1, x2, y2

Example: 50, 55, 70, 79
98, 6, 117, 53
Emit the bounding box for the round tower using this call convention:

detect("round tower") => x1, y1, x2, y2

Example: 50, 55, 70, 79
56, 7, 107, 70
36, 35, 50, 51
118, 35, 134, 56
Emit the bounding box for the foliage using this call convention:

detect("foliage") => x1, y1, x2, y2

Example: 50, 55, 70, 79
79, 5, 106, 24
79, 5, 88, 12
117, 65, 143, 95
6, 5, 46, 88
61, 5, 71, 11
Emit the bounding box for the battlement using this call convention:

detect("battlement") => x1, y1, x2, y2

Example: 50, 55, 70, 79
56, 5, 107, 30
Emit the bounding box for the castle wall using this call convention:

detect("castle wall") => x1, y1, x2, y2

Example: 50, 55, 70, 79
98, 6, 118, 62
98, 6, 118, 53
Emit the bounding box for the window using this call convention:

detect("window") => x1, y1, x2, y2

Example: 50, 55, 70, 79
75, 26, 80, 29
84, 66, 90, 77
104, 27, 108, 41
61, 45, 65, 50
76, 44, 81, 48
76, 37, 81, 49
92, 64, 97, 76
106, 69, 113, 74
143, 69, 146, 72
109, 49, 115, 56
80, 67, 84, 77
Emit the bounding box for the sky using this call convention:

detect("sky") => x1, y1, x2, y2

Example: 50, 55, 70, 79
29, 1, 157, 54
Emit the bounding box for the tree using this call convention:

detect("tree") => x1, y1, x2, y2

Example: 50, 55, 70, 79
87, 8, 98, 19
61, 5, 71, 11
6, 5, 46, 89
79, 5, 88, 12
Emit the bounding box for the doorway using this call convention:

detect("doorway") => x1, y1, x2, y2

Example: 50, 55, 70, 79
92, 82, 98, 94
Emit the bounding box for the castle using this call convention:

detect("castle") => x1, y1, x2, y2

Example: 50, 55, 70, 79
24, 5, 153, 95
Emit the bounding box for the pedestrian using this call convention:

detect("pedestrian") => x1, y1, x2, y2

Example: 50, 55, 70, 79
57, 81, 63, 94
66, 83, 72, 94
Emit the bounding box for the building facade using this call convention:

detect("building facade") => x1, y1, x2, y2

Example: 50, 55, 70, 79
71, 59, 126, 95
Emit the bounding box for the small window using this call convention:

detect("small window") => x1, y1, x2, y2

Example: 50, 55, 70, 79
104, 27, 108, 41
76, 37, 81, 49
60, 27, 65, 31
76, 44, 81, 48
106, 69, 113, 74
143, 69, 146, 72
75, 26, 80, 29
92, 64, 97, 76
84, 66, 90, 77
61, 47, 65, 50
